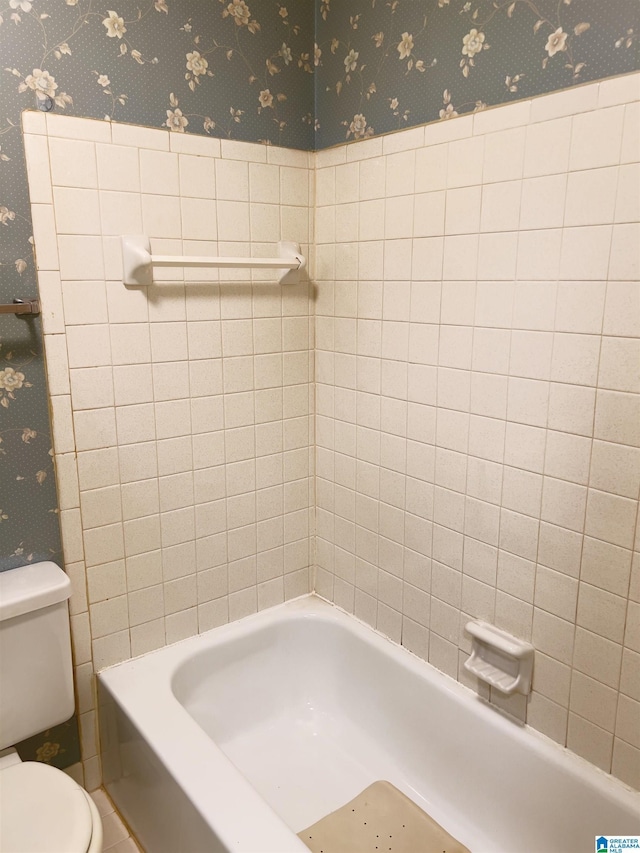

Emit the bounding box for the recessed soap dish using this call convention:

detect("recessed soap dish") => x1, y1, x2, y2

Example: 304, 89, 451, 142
464, 620, 534, 696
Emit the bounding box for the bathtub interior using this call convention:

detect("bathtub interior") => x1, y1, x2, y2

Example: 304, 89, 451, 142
169, 605, 640, 853
172, 618, 480, 846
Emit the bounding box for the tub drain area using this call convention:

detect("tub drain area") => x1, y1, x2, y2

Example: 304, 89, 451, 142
298, 781, 470, 853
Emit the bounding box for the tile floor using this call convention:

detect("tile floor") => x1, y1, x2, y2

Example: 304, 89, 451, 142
90, 788, 141, 852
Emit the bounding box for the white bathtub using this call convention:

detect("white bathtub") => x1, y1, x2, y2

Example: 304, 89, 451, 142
98, 595, 639, 853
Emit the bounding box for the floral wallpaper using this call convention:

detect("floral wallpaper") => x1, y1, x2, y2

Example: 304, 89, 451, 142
15, 718, 81, 769
0, 326, 61, 571
314, 0, 639, 148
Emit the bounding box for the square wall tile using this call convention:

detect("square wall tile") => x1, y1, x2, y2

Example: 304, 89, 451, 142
96, 144, 140, 192
569, 106, 625, 171
49, 137, 97, 188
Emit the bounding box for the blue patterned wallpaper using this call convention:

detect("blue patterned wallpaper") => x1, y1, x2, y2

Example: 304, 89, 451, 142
314, 0, 639, 148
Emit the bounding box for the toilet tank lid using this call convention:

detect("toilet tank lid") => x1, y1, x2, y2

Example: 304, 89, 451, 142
0, 561, 71, 622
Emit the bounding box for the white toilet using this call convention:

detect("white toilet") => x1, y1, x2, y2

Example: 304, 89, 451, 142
0, 561, 103, 853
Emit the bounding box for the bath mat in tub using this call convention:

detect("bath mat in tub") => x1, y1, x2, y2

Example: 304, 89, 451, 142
298, 781, 469, 853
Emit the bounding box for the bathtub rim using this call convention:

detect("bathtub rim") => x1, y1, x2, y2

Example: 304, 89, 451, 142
98, 593, 640, 852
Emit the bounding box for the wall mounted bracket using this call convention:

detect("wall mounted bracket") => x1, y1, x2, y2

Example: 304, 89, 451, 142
0, 299, 41, 316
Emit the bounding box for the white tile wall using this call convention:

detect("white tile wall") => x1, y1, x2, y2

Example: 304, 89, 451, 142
24, 114, 313, 789
314, 72, 640, 791
24, 72, 639, 794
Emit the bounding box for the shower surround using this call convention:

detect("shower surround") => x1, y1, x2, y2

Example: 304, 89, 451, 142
23, 70, 640, 794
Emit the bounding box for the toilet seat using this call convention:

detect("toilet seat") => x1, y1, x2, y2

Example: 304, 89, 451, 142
0, 762, 99, 853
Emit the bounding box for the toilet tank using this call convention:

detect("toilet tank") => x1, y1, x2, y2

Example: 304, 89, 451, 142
0, 561, 75, 750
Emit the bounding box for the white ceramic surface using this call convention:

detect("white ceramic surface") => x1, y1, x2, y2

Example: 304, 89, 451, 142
99, 595, 640, 853
0, 562, 75, 749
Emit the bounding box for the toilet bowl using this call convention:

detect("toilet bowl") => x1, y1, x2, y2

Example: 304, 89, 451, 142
0, 755, 103, 853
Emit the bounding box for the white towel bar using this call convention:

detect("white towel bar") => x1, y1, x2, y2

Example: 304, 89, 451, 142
122, 235, 306, 286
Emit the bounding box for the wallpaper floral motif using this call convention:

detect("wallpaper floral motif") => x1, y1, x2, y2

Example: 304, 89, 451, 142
314, 0, 639, 148
15, 718, 81, 768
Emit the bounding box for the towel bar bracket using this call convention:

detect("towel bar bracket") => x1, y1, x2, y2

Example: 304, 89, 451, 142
0, 299, 41, 316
